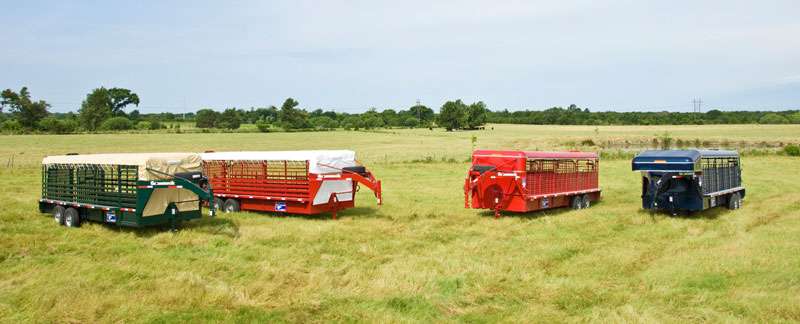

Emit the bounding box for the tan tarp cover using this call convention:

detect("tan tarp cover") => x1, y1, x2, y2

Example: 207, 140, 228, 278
42, 153, 202, 181
143, 188, 200, 217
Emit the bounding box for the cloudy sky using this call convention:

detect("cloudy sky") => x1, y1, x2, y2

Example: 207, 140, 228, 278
1, 0, 798, 113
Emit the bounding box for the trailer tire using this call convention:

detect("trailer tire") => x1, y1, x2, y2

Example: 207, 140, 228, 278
213, 197, 224, 211
53, 205, 66, 225
64, 207, 81, 228
223, 199, 240, 213
581, 194, 591, 209
727, 193, 741, 210
571, 196, 583, 210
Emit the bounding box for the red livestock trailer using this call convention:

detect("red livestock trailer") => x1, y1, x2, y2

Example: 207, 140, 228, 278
465, 150, 601, 217
201, 151, 381, 219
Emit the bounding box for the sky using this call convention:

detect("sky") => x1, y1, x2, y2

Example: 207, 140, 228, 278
1, 0, 799, 113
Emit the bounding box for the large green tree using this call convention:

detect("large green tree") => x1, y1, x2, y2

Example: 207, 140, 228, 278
79, 87, 140, 130
437, 100, 467, 131
217, 108, 242, 129
1, 87, 50, 128
195, 109, 220, 128
107, 88, 140, 115
408, 104, 434, 124
278, 98, 309, 130
465, 101, 488, 129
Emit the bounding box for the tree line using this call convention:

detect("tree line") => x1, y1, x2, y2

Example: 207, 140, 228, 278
1, 86, 798, 134
488, 105, 800, 125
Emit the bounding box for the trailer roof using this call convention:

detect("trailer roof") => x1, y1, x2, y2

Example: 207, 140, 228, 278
635, 149, 739, 161
473, 150, 598, 159
200, 150, 358, 174
42, 153, 202, 180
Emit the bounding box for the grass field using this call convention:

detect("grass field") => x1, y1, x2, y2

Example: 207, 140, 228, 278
1, 124, 799, 322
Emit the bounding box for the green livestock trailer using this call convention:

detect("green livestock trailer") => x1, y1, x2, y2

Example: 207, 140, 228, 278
39, 153, 216, 229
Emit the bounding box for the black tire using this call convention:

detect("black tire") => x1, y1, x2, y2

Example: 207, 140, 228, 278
53, 205, 66, 225
727, 193, 741, 210
223, 199, 240, 213
213, 197, 225, 211
581, 194, 591, 209
64, 208, 81, 228
571, 196, 583, 210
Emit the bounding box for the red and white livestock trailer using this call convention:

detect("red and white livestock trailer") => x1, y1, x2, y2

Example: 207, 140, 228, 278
465, 150, 601, 217
200, 151, 381, 219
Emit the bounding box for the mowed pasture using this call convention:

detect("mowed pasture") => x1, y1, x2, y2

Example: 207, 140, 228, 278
0, 124, 799, 323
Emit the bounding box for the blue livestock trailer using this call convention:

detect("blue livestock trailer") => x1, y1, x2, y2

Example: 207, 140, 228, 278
632, 150, 745, 215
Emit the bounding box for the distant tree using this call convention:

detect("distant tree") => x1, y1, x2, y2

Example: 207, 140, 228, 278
278, 98, 309, 130
438, 100, 467, 131
217, 108, 242, 129
1, 87, 50, 129
342, 116, 364, 130
380, 109, 400, 127
788, 112, 800, 124
78, 87, 139, 131
758, 113, 789, 124
106, 88, 140, 115
465, 101, 488, 129
362, 115, 385, 129
195, 109, 220, 128
309, 116, 339, 130
403, 117, 420, 128
129, 109, 141, 122
79, 88, 112, 131
409, 104, 434, 124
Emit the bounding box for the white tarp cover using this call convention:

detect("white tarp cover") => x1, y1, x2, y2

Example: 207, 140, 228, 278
42, 153, 202, 181
200, 150, 358, 174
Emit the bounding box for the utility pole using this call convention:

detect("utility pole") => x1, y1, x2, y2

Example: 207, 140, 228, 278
416, 99, 421, 120
692, 98, 703, 113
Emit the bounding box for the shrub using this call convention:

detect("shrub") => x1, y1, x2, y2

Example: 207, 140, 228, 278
100, 117, 133, 131
658, 132, 673, 149
1, 119, 23, 133
38, 117, 78, 134
784, 144, 800, 156
255, 119, 271, 132
149, 119, 163, 130
136, 121, 152, 130
580, 139, 596, 146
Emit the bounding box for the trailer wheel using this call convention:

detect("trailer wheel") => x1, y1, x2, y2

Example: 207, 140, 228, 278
727, 193, 741, 210
571, 196, 583, 210
213, 197, 224, 211
64, 208, 81, 228
53, 205, 66, 225
581, 194, 591, 209
223, 199, 240, 213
